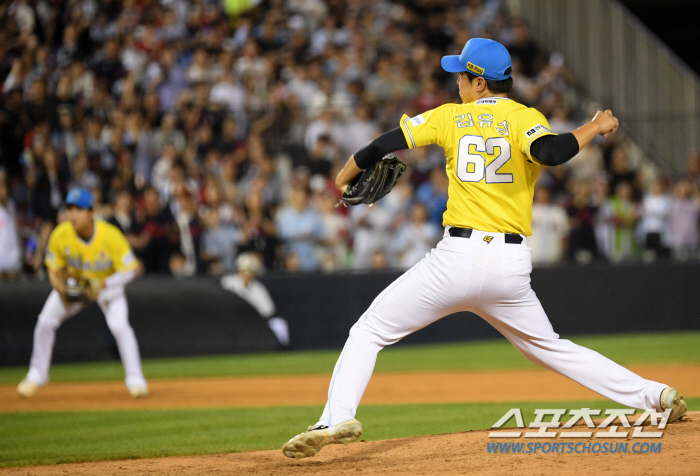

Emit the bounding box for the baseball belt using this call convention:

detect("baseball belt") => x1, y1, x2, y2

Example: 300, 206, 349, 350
448, 226, 524, 244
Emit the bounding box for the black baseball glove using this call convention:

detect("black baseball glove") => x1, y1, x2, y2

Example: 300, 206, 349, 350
339, 155, 408, 206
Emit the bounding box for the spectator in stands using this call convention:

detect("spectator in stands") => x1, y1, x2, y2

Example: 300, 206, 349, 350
370, 249, 389, 269
530, 186, 569, 265
70, 60, 95, 105
91, 39, 125, 91
640, 179, 672, 261
171, 186, 203, 276
52, 106, 80, 162
137, 187, 176, 273
276, 186, 324, 270
68, 154, 100, 191
240, 190, 278, 270
394, 202, 441, 269
566, 143, 603, 182
547, 106, 576, 135
668, 179, 700, 261
283, 251, 301, 272
335, 105, 379, 158
317, 190, 350, 270
201, 204, 240, 275
199, 180, 241, 274
0, 89, 25, 177
507, 18, 544, 78
607, 145, 641, 200
151, 141, 180, 202
350, 201, 395, 270
0, 172, 21, 280
31, 147, 67, 223
153, 48, 188, 112
24, 79, 57, 128
215, 118, 243, 156
416, 167, 449, 227
210, 70, 246, 119
600, 181, 639, 262
108, 188, 136, 235
152, 113, 186, 157
303, 134, 337, 178
565, 180, 599, 264
304, 108, 342, 156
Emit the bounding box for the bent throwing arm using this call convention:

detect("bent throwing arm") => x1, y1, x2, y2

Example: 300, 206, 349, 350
531, 110, 620, 167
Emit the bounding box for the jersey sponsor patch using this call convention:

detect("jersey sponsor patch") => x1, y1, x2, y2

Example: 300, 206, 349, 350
466, 62, 485, 76
524, 124, 551, 138
408, 114, 426, 127
475, 99, 498, 105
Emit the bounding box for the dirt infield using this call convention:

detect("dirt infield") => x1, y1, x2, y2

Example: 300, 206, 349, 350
2, 364, 698, 412
2, 412, 698, 475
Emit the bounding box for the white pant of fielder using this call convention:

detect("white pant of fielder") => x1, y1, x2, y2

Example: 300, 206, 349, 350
318, 228, 667, 427
26, 288, 147, 391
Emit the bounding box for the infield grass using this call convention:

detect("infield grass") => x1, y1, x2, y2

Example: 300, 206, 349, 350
0, 331, 698, 384
3, 398, 699, 468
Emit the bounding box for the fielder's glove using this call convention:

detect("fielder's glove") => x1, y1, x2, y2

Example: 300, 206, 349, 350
339, 155, 408, 206
64, 277, 103, 302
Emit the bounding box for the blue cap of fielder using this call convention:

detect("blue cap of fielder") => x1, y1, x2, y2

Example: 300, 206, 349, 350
65, 188, 94, 209
441, 38, 513, 81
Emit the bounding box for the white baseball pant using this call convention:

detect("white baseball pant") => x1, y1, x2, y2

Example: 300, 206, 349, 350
25, 288, 147, 390
318, 227, 668, 427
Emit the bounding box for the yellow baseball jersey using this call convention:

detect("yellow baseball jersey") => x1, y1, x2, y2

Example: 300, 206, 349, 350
45, 220, 138, 280
399, 97, 556, 235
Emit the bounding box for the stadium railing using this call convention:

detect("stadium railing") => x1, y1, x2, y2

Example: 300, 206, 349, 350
508, 0, 700, 174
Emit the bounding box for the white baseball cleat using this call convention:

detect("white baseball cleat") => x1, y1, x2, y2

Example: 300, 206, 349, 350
17, 379, 40, 398
660, 387, 687, 422
128, 386, 149, 398
282, 419, 363, 459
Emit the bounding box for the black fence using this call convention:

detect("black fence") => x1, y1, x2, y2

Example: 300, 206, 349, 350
260, 263, 700, 349
0, 277, 279, 366
2, 263, 699, 366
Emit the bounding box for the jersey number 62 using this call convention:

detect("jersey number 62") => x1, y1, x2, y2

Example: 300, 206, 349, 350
456, 136, 513, 184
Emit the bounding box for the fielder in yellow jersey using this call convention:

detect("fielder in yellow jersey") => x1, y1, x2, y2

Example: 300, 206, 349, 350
283, 38, 686, 459
18, 188, 148, 399
46, 220, 138, 281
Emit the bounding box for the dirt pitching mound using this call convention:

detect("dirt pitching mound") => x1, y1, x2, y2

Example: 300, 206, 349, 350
3, 412, 698, 476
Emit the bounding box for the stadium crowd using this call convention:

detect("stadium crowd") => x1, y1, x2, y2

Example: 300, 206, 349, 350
1, 0, 699, 280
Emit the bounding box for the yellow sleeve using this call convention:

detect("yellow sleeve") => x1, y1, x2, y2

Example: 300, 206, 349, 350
45, 227, 66, 271
399, 105, 451, 150
515, 108, 557, 164
108, 227, 138, 273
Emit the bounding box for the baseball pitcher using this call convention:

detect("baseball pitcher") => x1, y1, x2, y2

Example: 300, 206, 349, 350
17, 188, 148, 398
283, 38, 686, 458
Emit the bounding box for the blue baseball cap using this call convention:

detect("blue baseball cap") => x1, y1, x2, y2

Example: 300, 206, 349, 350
65, 188, 94, 209
441, 38, 512, 81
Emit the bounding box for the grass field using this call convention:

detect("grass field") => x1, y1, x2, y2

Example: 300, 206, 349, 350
1, 331, 698, 384
1, 331, 698, 468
